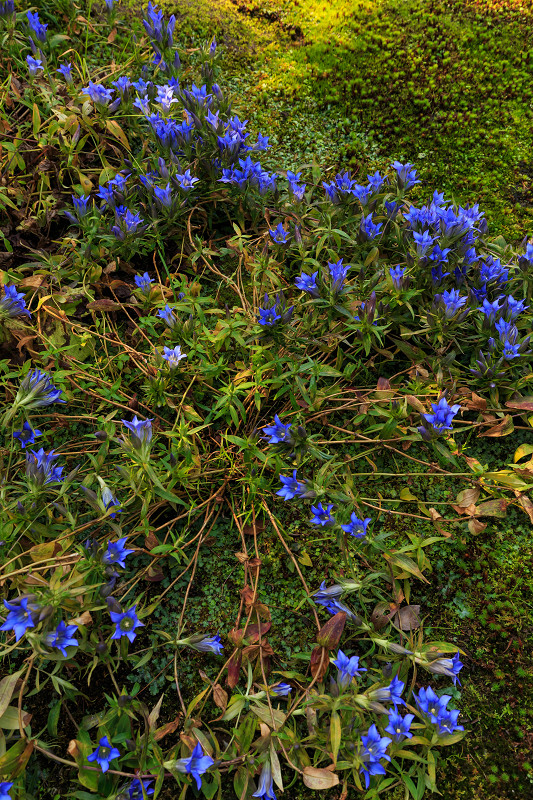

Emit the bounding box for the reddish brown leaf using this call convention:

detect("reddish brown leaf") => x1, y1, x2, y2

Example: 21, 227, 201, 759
226, 651, 242, 689
310, 646, 329, 681
316, 612, 347, 649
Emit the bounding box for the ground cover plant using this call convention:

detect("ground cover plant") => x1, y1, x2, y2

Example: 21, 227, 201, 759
0, 2, 532, 800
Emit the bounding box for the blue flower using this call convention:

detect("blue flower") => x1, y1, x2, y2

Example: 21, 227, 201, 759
495, 317, 515, 340
111, 207, 145, 239
134, 272, 152, 293
187, 634, 224, 654
87, 736, 120, 773
384, 710, 414, 742
172, 741, 215, 790
369, 675, 405, 706
0, 1, 15, 18
341, 513, 371, 539
110, 604, 144, 643
384, 199, 401, 219
26, 448, 63, 487
156, 85, 178, 112
392, 161, 420, 190
312, 581, 344, 607
328, 258, 350, 295
276, 470, 306, 500
504, 294, 528, 320
269, 223, 290, 244
105, 0, 115, 12
1, 597, 38, 641
359, 723, 392, 789
333, 648, 367, 687
174, 170, 199, 191
121, 416, 153, 447
0, 782, 14, 800
27, 10, 47, 42
13, 421, 41, 449
128, 778, 155, 799
82, 81, 115, 107
102, 486, 121, 518
389, 265, 406, 290
480, 296, 504, 323
26, 55, 44, 76
0, 284, 31, 318
439, 288, 468, 319
413, 685, 464, 735
359, 212, 383, 241
71, 194, 91, 220
422, 396, 461, 434
103, 537, 134, 569
412, 229, 435, 257
263, 415, 293, 444
271, 683, 292, 697
310, 502, 335, 527
258, 306, 282, 326
162, 345, 187, 367
426, 652, 463, 686
294, 271, 318, 296
111, 76, 131, 98
252, 761, 276, 800
157, 304, 177, 329
502, 340, 520, 360
57, 62, 73, 83
44, 620, 79, 657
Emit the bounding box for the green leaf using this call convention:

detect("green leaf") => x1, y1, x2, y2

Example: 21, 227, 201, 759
384, 552, 430, 584
330, 710, 342, 764
0, 670, 23, 720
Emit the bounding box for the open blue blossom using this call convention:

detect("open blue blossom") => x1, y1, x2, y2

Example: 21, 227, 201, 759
172, 741, 215, 790
174, 170, 199, 191
44, 620, 79, 657
134, 272, 152, 293
111, 207, 145, 239
359, 723, 392, 789
0, 782, 13, 800
504, 294, 528, 320
128, 779, 155, 799
269, 223, 290, 244
13, 421, 41, 449
258, 305, 281, 326
82, 81, 115, 107
328, 258, 350, 295
479, 296, 504, 323
87, 736, 120, 773
56, 62, 73, 83
310, 502, 335, 527
369, 675, 405, 706
413, 685, 464, 734
1, 597, 39, 641
333, 649, 367, 687
276, 470, 306, 500
162, 345, 187, 367
426, 652, 463, 686
154, 183, 173, 208
15, 369, 66, 410
341, 513, 371, 539
271, 683, 292, 697
110, 604, 144, 643
495, 318, 515, 340
121, 416, 153, 446
438, 288, 468, 319
502, 340, 520, 360
103, 537, 134, 569
384, 710, 414, 742
26, 448, 63, 487
27, 10, 47, 42
26, 55, 44, 76
359, 212, 383, 241
72, 194, 91, 220
1, 284, 31, 318
157, 304, 177, 329
186, 633, 224, 654
422, 396, 461, 434
389, 265, 406, 290
263, 415, 293, 444
412, 229, 435, 257
294, 271, 318, 296
252, 761, 276, 800
392, 161, 420, 190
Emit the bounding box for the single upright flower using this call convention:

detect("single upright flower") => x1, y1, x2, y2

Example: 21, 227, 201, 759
184, 633, 224, 654
333, 648, 367, 687
157, 304, 177, 329
27, 10, 47, 41
359, 723, 392, 789
13, 421, 41, 449
438, 288, 468, 319
359, 212, 383, 241
174, 170, 199, 191
134, 272, 152, 293
258, 305, 281, 326
384, 710, 414, 742
121, 416, 154, 451
14, 369, 66, 410
103, 537, 134, 569
57, 62, 73, 83
44, 620, 79, 657
310, 502, 335, 527
276, 470, 306, 500
504, 294, 529, 320
26, 448, 63, 487
391, 161, 420, 190
171, 741, 215, 790
294, 271, 319, 296
0, 0, 15, 18
162, 345, 187, 367
1, 597, 39, 641
263, 415, 293, 444
252, 761, 276, 800
369, 675, 405, 706
128, 778, 155, 799
341, 513, 371, 539
270, 683, 292, 697
154, 182, 173, 208
502, 339, 520, 360
26, 55, 44, 77
82, 81, 115, 107
110, 604, 144, 643
327, 258, 350, 295
422, 396, 461, 434
102, 485, 121, 518
413, 685, 452, 724
111, 207, 145, 239
0, 284, 31, 318
87, 736, 120, 773
269, 223, 290, 244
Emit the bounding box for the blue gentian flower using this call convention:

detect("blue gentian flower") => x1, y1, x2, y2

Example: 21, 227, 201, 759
312, 581, 344, 607
187, 634, 224, 654
480, 296, 504, 322
105, 0, 115, 12
72, 194, 91, 220
13, 421, 41, 449
263, 415, 293, 444
271, 683, 292, 697
294, 271, 319, 296
333, 649, 367, 687
87, 736, 120, 773
162, 345, 187, 367
26, 55, 44, 76
412, 229, 435, 257
389, 265, 406, 290
359, 723, 392, 789
44, 620, 79, 657
502, 340, 520, 360
82, 81, 115, 107
57, 62, 73, 83
422, 396, 461, 434
310, 502, 335, 526
134, 272, 152, 293
157, 304, 177, 329
276, 470, 306, 500
384, 199, 401, 219
103, 537, 134, 569
359, 212, 383, 241
111, 207, 145, 239
128, 778, 155, 799
111, 76, 132, 97
174, 170, 199, 191
121, 415, 153, 446
156, 85, 178, 112
1, 597, 38, 641
209, 36, 217, 54
369, 675, 405, 706
0, 782, 14, 800
392, 161, 420, 190
384, 710, 414, 742
102, 486, 121, 518
27, 10, 47, 41
504, 294, 528, 320
1, 284, 31, 318
328, 258, 350, 295
439, 288, 468, 318
341, 513, 371, 539
172, 741, 215, 790
110, 604, 144, 643
252, 761, 276, 800
269, 223, 290, 244
426, 652, 463, 686
26, 448, 63, 487
413, 685, 464, 734
0, 1, 15, 18
258, 305, 281, 326
495, 317, 515, 340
